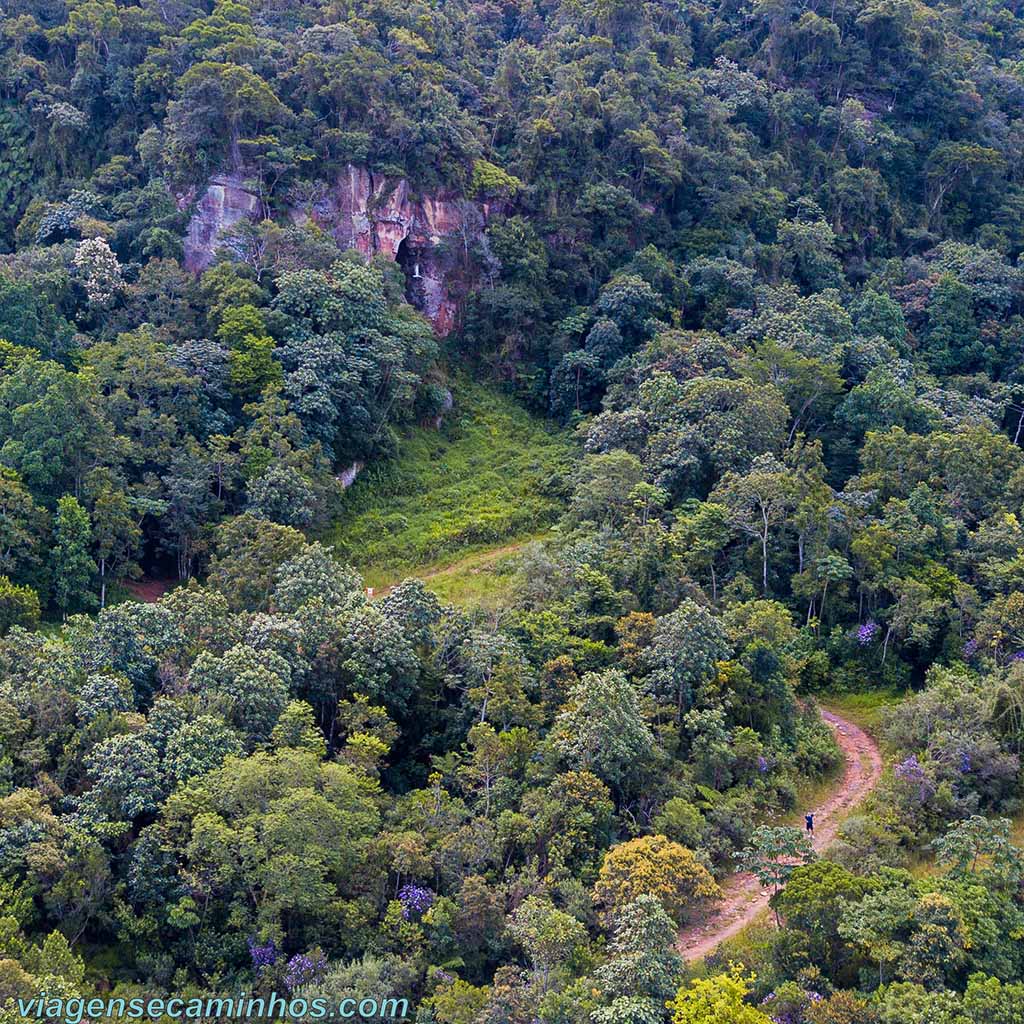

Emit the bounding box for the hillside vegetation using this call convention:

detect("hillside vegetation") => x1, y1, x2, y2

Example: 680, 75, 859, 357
327, 379, 573, 581
0, 0, 1024, 1021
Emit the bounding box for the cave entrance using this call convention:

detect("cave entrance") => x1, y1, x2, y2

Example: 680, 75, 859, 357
395, 237, 424, 308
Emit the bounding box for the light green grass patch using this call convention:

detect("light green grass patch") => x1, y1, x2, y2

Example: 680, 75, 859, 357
325, 379, 574, 584
374, 535, 549, 612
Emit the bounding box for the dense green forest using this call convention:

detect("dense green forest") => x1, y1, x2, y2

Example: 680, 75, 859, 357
1, 0, 1024, 1021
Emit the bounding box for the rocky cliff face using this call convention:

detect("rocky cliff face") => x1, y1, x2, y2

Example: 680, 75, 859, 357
181, 165, 499, 335
180, 173, 263, 273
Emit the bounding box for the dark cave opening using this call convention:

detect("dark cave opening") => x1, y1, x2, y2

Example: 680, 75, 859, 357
395, 237, 424, 309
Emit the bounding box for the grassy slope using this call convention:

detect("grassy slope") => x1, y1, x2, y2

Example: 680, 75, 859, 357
324, 379, 574, 604
372, 535, 552, 612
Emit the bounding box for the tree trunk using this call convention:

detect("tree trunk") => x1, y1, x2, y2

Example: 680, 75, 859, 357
761, 531, 769, 593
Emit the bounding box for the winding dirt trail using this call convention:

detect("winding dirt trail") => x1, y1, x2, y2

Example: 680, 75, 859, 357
677, 706, 883, 961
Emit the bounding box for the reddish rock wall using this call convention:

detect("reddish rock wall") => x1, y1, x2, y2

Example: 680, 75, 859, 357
181, 165, 498, 335
180, 173, 263, 273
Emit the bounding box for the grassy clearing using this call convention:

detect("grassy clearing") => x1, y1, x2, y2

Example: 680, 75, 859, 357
368, 534, 551, 612
819, 687, 908, 741
325, 379, 574, 589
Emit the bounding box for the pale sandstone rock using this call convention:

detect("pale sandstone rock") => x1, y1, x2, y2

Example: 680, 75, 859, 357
337, 460, 365, 489
181, 173, 263, 273
182, 165, 499, 335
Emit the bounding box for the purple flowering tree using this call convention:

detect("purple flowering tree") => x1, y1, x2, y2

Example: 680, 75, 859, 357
894, 754, 935, 802
398, 883, 435, 920
855, 621, 880, 646
284, 951, 327, 992
247, 938, 278, 971
760, 984, 824, 1024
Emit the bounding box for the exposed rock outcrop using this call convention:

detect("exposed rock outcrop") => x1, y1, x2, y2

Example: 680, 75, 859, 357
181, 165, 500, 335
180, 173, 263, 273
297, 166, 502, 335
337, 460, 365, 489
427, 388, 455, 429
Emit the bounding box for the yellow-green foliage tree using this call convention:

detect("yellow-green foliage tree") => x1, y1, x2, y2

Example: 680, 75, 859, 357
592, 834, 721, 925
668, 966, 773, 1024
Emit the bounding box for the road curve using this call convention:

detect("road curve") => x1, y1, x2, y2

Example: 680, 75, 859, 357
677, 706, 883, 961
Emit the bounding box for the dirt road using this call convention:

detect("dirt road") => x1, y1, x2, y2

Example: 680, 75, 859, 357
677, 707, 883, 961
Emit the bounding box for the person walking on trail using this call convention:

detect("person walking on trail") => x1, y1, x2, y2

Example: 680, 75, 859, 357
805, 812, 814, 835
